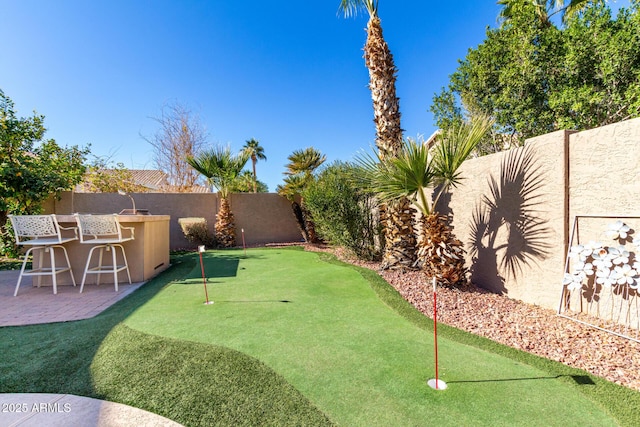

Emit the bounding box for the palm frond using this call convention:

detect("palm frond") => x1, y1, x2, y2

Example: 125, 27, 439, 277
432, 115, 494, 191
338, 0, 378, 18
354, 139, 435, 215
285, 147, 326, 177
187, 145, 249, 198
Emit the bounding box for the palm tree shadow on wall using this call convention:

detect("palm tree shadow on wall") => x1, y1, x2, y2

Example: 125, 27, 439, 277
467, 145, 553, 295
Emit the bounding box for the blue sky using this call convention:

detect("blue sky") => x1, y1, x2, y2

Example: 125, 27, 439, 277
1, 1, 630, 192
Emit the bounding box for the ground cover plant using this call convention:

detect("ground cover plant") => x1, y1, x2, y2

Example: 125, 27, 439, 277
1, 248, 639, 426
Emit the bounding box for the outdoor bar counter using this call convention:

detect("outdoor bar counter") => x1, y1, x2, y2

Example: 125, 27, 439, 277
48, 214, 170, 286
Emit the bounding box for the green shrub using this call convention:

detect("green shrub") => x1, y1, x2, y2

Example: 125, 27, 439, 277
178, 217, 216, 248
303, 162, 383, 260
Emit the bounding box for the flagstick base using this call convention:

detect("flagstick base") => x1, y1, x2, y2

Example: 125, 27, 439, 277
204, 301, 214, 305
428, 379, 447, 390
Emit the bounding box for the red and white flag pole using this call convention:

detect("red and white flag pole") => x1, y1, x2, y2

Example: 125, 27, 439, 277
199, 245, 214, 305
428, 276, 447, 390
241, 228, 247, 256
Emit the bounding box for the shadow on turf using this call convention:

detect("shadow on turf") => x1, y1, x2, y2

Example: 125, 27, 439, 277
447, 374, 595, 386
216, 300, 292, 303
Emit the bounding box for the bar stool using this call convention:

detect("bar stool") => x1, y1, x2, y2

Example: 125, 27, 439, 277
8, 214, 78, 296
74, 214, 135, 292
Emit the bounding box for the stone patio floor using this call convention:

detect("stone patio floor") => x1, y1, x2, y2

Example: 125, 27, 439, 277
0, 270, 144, 327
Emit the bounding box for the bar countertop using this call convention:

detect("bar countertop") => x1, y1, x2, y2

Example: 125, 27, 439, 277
55, 214, 170, 223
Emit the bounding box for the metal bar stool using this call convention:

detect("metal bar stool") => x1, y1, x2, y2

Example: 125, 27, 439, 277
8, 214, 78, 296
74, 214, 135, 292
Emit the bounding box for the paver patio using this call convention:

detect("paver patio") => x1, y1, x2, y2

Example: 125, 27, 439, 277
0, 270, 144, 326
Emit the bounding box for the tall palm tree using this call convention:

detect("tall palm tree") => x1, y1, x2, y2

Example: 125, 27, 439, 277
187, 146, 249, 247
339, 0, 417, 270
356, 116, 493, 287
241, 138, 267, 193
278, 147, 326, 243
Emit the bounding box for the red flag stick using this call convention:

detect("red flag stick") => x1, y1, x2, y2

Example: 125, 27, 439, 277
199, 245, 213, 305
241, 228, 247, 256
428, 277, 447, 390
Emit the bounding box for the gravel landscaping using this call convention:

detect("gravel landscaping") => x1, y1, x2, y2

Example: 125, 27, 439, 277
308, 245, 640, 392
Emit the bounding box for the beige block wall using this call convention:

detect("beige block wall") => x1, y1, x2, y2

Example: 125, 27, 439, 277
230, 193, 304, 245
46, 192, 302, 250
440, 130, 570, 309
568, 118, 640, 245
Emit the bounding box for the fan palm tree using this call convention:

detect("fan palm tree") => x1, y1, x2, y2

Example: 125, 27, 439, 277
284, 147, 326, 179
339, 0, 417, 270
277, 147, 326, 243
241, 138, 267, 193
356, 115, 493, 287
187, 146, 249, 247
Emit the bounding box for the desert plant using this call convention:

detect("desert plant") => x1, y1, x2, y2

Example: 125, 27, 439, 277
277, 147, 326, 243
178, 217, 216, 248
303, 162, 383, 260
356, 115, 493, 287
187, 146, 249, 247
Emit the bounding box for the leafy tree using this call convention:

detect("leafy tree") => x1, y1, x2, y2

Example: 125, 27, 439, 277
303, 162, 383, 260
340, 0, 417, 270
356, 116, 493, 287
432, 0, 640, 150
498, 0, 590, 27
187, 146, 249, 247
241, 138, 267, 193
277, 147, 326, 243
81, 157, 148, 193
0, 89, 88, 255
550, 2, 640, 128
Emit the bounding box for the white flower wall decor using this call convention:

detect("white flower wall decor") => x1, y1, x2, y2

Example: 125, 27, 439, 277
560, 218, 640, 342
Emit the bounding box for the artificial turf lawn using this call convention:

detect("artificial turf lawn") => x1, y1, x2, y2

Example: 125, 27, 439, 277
123, 247, 626, 426
1, 247, 639, 426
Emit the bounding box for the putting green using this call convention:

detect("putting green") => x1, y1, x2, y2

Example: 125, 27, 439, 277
124, 248, 616, 426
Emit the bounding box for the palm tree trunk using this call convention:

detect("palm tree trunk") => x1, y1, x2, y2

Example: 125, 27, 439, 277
300, 201, 320, 244
365, 16, 417, 270
252, 156, 257, 193
290, 201, 309, 243
215, 196, 236, 248
380, 198, 417, 270
365, 16, 403, 158
417, 212, 467, 288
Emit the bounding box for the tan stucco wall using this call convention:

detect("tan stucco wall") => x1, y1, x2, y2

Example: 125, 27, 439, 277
230, 193, 304, 245
568, 118, 640, 244
440, 130, 571, 309
441, 118, 640, 310
47, 192, 302, 250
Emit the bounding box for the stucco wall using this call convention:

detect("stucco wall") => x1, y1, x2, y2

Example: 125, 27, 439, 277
46, 192, 302, 250
230, 193, 303, 246
568, 118, 640, 244
440, 118, 640, 310
440, 130, 571, 309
